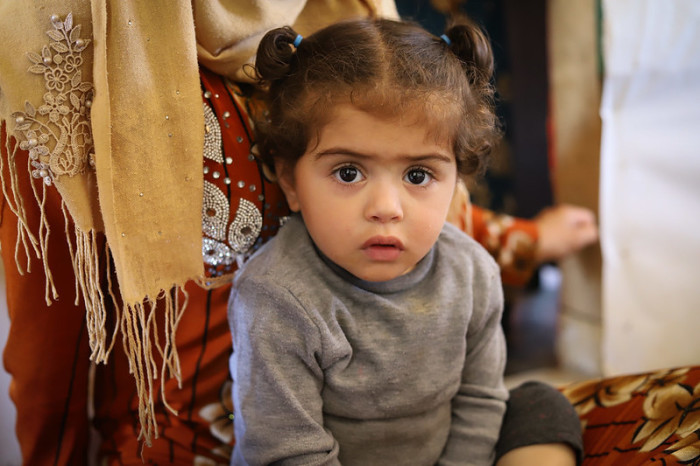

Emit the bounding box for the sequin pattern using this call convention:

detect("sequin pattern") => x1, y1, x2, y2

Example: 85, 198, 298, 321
199, 73, 289, 282
202, 237, 235, 268
228, 199, 262, 255
202, 180, 229, 241
203, 103, 224, 164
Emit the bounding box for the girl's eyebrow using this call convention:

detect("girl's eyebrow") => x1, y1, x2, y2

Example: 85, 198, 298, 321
313, 147, 454, 164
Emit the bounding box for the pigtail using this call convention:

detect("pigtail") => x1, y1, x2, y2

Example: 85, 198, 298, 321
252, 27, 309, 172
442, 19, 500, 177
442, 21, 494, 87
255, 26, 301, 82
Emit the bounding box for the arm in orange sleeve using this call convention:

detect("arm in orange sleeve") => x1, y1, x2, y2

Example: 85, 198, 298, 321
447, 180, 539, 287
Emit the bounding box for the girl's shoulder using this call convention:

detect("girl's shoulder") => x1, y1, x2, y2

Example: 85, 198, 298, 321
439, 221, 500, 275
233, 214, 323, 293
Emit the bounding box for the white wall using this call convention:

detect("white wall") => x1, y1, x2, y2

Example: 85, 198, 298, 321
600, 0, 700, 374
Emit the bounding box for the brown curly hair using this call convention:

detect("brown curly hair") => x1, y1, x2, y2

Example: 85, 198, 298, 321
253, 17, 500, 179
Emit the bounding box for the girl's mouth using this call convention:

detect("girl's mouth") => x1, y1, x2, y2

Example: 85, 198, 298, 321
362, 236, 404, 261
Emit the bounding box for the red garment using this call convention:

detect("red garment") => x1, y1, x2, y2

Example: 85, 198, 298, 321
2, 68, 290, 465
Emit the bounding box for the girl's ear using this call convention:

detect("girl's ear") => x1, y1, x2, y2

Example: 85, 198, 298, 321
274, 159, 301, 212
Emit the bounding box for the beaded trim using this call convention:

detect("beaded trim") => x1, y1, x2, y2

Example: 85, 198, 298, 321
203, 180, 230, 241
203, 102, 224, 164
228, 198, 262, 255
201, 100, 263, 273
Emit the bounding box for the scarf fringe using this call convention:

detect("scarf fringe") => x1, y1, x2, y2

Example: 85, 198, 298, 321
70, 227, 189, 447
118, 288, 189, 447
62, 223, 190, 447
2, 128, 190, 448
0, 133, 54, 302
68, 224, 121, 365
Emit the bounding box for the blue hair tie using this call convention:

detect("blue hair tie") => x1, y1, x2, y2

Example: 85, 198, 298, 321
440, 34, 451, 46
293, 34, 303, 48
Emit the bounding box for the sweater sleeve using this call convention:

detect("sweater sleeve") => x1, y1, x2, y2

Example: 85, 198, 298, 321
438, 267, 509, 466
229, 275, 341, 466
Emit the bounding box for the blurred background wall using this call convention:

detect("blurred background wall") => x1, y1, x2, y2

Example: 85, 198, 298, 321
547, 0, 603, 376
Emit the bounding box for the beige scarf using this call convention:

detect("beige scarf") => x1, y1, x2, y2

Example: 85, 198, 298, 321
0, 0, 397, 447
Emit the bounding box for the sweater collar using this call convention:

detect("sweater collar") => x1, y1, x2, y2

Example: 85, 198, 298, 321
314, 235, 436, 295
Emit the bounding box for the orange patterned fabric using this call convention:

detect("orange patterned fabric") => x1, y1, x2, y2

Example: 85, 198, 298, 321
470, 207, 539, 287
446, 181, 539, 287
562, 365, 700, 465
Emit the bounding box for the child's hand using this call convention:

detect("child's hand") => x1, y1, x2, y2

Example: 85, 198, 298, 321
534, 204, 599, 262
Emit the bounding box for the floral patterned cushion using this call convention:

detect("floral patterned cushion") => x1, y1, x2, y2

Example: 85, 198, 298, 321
561, 365, 700, 465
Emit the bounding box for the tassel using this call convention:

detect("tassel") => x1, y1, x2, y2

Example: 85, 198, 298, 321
3, 123, 189, 450
118, 287, 188, 447
0, 126, 42, 277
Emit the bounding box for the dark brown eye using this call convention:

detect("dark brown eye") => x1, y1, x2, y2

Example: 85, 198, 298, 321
405, 169, 429, 185
334, 166, 363, 183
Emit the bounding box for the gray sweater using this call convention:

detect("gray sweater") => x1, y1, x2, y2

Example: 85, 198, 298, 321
229, 215, 508, 466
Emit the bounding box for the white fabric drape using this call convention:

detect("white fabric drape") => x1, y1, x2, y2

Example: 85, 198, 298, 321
600, 0, 700, 374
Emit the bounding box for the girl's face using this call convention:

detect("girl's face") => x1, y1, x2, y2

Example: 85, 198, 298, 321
277, 104, 458, 282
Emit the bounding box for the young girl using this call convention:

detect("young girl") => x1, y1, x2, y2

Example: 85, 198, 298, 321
229, 17, 581, 465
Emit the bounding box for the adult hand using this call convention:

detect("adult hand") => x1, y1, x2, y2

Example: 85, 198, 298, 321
534, 204, 599, 262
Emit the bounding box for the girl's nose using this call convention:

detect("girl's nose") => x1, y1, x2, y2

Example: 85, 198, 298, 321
365, 181, 404, 223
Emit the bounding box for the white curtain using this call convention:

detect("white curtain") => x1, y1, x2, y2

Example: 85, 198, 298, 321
600, 0, 700, 374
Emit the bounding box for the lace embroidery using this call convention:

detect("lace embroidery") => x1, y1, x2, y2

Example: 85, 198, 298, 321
10, 12, 94, 186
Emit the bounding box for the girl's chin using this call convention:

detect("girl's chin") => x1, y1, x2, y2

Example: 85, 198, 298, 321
351, 265, 415, 283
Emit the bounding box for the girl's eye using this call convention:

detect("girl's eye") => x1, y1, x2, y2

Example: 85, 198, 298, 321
333, 166, 364, 184
405, 169, 432, 186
